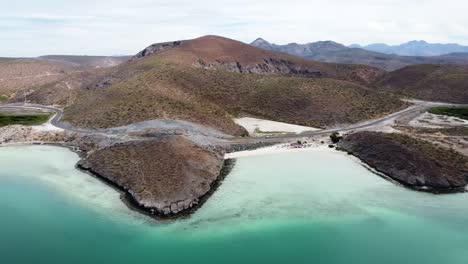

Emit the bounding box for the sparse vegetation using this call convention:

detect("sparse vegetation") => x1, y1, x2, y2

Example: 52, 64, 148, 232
64, 59, 406, 135
374, 64, 468, 103
0, 113, 51, 127
0, 95, 8, 102
429, 107, 468, 121
330, 132, 343, 143
339, 132, 468, 192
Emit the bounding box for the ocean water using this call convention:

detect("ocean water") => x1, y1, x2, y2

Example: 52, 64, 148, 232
1, 146, 468, 264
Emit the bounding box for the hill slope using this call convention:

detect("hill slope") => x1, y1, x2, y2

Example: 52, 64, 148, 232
251, 38, 468, 71
39, 55, 130, 68
0, 58, 76, 100
374, 64, 468, 103
63, 36, 406, 135
135, 36, 384, 85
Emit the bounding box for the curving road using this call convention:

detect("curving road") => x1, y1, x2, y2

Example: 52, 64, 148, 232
0, 101, 466, 143
0, 103, 90, 133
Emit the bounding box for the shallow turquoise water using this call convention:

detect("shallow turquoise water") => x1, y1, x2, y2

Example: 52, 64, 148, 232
1, 146, 468, 264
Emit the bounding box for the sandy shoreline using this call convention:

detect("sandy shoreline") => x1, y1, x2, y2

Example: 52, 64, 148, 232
225, 142, 332, 159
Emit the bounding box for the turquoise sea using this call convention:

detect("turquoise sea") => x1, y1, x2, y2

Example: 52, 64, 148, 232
1, 146, 468, 264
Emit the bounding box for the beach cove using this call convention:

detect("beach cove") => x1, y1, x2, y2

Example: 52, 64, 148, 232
1, 145, 468, 264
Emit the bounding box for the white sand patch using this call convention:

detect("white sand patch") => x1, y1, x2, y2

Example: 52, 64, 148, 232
225, 142, 332, 159
234, 117, 320, 136
32, 122, 63, 132
409, 112, 468, 129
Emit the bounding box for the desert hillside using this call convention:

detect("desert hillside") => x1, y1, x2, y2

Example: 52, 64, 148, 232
135, 35, 384, 85
374, 64, 468, 103
0, 59, 76, 100
63, 36, 406, 135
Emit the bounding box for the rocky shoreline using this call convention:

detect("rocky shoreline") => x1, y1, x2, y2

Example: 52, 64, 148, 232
77, 157, 236, 220
338, 131, 468, 194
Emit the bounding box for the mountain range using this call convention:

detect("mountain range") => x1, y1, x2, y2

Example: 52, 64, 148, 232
251, 38, 468, 71
350, 40, 468, 56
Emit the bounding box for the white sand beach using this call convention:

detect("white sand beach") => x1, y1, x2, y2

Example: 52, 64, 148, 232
234, 117, 320, 136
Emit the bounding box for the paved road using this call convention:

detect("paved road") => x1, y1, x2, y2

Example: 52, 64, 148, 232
0, 101, 466, 144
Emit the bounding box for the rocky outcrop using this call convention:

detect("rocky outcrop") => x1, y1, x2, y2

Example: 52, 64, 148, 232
194, 58, 323, 78
338, 132, 468, 193
133, 41, 183, 60
77, 136, 226, 217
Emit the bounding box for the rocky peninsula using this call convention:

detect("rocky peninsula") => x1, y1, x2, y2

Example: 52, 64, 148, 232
338, 131, 468, 193
78, 136, 230, 217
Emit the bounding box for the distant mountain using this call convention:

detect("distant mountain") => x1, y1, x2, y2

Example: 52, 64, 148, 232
251, 38, 468, 71
353, 40, 468, 56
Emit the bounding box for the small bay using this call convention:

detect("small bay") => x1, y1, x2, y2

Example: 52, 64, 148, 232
1, 146, 468, 264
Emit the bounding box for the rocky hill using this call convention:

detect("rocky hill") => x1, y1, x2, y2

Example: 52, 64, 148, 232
140, 35, 385, 85
62, 36, 406, 136
251, 38, 468, 71
373, 64, 468, 103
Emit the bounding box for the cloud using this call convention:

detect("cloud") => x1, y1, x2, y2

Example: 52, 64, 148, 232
1, 0, 467, 56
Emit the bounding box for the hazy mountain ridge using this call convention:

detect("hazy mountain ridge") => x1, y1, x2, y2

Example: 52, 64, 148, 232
352, 40, 468, 56
251, 38, 468, 71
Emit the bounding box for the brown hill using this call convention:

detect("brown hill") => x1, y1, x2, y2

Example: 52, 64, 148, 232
374, 64, 468, 103
134, 35, 384, 85
63, 36, 406, 135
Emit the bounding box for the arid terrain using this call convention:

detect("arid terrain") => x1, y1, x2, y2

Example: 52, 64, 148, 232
62, 36, 405, 135
1, 35, 468, 218
373, 64, 468, 103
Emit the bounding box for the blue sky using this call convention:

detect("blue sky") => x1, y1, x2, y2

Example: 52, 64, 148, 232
1, 0, 468, 57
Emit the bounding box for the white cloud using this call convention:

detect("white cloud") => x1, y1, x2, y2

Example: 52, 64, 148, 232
1, 0, 467, 56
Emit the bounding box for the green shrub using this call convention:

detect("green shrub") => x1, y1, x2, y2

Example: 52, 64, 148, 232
429, 107, 468, 121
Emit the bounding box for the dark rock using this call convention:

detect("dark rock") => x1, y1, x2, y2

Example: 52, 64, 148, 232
133, 41, 183, 60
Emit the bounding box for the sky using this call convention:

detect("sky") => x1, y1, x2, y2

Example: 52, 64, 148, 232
1, 0, 468, 57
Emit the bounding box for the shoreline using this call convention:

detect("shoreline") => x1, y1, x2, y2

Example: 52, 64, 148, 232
76, 158, 237, 221
0, 141, 237, 220
335, 146, 467, 194
225, 141, 331, 159
3, 138, 465, 223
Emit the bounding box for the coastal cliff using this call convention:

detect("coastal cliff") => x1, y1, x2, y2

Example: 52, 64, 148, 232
338, 132, 468, 193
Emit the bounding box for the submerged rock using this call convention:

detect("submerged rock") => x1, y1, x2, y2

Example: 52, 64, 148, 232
78, 135, 225, 216
338, 132, 468, 193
